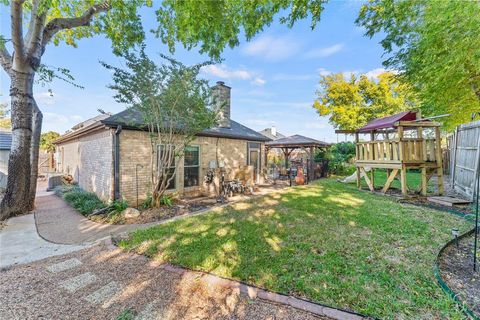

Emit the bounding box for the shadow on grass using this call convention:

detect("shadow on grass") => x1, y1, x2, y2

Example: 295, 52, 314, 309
119, 179, 470, 319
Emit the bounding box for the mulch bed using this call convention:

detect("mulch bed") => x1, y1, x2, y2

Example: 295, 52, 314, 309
91, 197, 219, 225
438, 233, 480, 317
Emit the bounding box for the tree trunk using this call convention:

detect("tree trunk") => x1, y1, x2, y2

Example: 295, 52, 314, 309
0, 70, 35, 220
28, 102, 42, 210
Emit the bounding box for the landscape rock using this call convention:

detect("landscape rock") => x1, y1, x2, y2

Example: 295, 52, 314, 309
122, 208, 140, 219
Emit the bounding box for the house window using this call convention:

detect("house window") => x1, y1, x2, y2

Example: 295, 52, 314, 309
157, 145, 176, 190
184, 145, 200, 187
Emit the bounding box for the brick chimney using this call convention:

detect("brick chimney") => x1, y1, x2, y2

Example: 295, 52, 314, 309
213, 81, 231, 128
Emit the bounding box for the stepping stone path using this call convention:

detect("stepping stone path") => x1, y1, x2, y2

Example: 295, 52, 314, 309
60, 272, 97, 293
47, 258, 82, 273
85, 281, 121, 306
46, 257, 145, 317
135, 300, 166, 320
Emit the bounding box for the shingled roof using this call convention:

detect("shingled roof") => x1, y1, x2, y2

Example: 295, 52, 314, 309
266, 134, 329, 148
0, 130, 12, 150
357, 111, 417, 133
101, 108, 270, 142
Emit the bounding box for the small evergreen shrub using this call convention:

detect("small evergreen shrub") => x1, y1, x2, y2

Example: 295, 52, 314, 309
60, 187, 106, 215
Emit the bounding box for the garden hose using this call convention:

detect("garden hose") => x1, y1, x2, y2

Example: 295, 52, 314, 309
434, 228, 478, 320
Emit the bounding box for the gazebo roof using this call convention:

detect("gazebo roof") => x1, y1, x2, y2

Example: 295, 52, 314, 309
357, 111, 417, 133
266, 134, 330, 148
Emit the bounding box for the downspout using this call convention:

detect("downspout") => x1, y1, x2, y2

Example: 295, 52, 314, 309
113, 125, 122, 200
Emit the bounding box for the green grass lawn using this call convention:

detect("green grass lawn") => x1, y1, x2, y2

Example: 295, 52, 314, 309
358, 169, 436, 193
119, 179, 470, 319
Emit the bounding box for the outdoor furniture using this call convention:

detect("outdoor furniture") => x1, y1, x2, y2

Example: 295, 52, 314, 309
354, 111, 444, 196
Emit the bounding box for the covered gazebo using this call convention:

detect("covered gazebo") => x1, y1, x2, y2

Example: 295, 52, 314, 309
265, 134, 330, 182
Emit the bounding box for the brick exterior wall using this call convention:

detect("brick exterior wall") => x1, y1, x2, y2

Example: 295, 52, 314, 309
119, 129, 265, 205
56, 128, 114, 201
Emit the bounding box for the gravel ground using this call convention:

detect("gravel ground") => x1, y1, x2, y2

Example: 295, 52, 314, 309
0, 244, 330, 320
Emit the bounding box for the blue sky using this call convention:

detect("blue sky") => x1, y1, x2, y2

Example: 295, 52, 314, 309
0, 1, 386, 142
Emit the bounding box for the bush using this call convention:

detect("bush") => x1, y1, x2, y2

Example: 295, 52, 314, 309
140, 194, 153, 210
53, 184, 79, 196
160, 195, 173, 207
315, 142, 356, 176
61, 187, 106, 215
110, 199, 129, 213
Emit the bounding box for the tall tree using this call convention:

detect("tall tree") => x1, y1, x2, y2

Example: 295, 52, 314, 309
103, 50, 217, 206
40, 131, 60, 152
356, 0, 480, 130
0, 0, 326, 220
313, 72, 418, 130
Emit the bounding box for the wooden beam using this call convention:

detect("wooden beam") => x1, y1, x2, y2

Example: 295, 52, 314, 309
395, 121, 441, 127
400, 165, 408, 195
434, 127, 444, 195
361, 167, 374, 192
382, 169, 399, 193
421, 167, 428, 196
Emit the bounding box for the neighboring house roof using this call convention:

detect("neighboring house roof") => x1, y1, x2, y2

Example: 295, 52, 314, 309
357, 111, 417, 133
101, 108, 270, 142
54, 114, 110, 144
258, 128, 286, 140
0, 130, 12, 150
266, 134, 330, 148
71, 113, 112, 131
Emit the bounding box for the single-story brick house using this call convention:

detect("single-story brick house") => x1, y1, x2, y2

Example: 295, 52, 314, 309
54, 81, 270, 204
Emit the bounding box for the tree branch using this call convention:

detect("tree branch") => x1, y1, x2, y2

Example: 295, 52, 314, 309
26, 0, 47, 64
0, 46, 13, 75
11, 0, 26, 64
41, 2, 111, 50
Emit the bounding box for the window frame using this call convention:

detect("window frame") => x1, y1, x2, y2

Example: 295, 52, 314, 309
183, 144, 201, 188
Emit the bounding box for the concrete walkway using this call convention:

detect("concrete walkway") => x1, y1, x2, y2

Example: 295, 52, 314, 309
35, 195, 159, 244
0, 213, 86, 269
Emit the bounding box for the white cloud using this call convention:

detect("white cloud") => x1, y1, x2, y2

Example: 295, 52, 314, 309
317, 68, 332, 76
304, 43, 344, 59
201, 64, 253, 80
43, 112, 83, 133
364, 68, 398, 80
242, 34, 301, 61
251, 77, 266, 86
364, 68, 386, 79
35, 91, 57, 106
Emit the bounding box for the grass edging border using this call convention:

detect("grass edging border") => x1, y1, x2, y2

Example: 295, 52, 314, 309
434, 227, 479, 320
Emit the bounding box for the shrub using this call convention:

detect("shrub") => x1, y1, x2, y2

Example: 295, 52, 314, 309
53, 184, 79, 196
315, 142, 356, 175
140, 194, 153, 210
160, 195, 173, 207
61, 187, 106, 215
110, 199, 129, 213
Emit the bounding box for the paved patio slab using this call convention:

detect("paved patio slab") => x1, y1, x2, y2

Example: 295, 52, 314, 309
0, 213, 86, 269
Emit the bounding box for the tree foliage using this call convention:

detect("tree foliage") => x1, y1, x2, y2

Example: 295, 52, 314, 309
313, 72, 418, 130
40, 130, 60, 152
156, 0, 326, 60
0, 102, 10, 129
357, 0, 480, 129
103, 48, 218, 206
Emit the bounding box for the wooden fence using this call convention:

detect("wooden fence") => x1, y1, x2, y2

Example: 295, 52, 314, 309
448, 120, 480, 199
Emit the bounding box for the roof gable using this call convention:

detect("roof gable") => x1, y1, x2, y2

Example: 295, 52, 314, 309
357, 111, 417, 133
